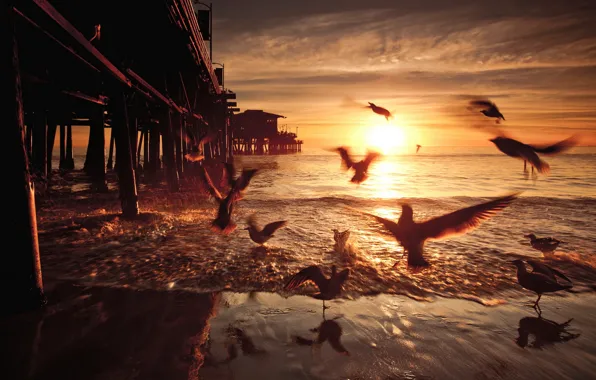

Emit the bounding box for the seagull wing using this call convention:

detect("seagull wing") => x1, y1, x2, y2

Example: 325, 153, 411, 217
529, 136, 578, 155
363, 150, 381, 169
293, 335, 315, 346
337, 268, 350, 286
246, 213, 260, 230
517, 146, 550, 173
469, 99, 494, 109
419, 193, 519, 240
232, 169, 258, 194
361, 211, 404, 242
262, 220, 288, 237
198, 167, 223, 201
336, 147, 354, 169
284, 265, 327, 291
224, 161, 237, 187
527, 260, 572, 284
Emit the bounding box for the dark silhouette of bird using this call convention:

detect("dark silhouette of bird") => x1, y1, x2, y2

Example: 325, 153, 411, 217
225, 325, 267, 356
183, 128, 217, 162
512, 259, 572, 313
469, 99, 505, 123
284, 265, 350, 309
245, 214, 287, 245
516, 315, 579, 349
293, 318, 350, 356
198, 165, 258, 234
416, 144, 421, 153
490, 135, 578, 174
335, 146, 381, 184
525, 234, 565, 254
367, 102, 393, 121
361, 193, 519, 267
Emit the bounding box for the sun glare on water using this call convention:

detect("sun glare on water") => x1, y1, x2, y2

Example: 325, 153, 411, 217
366, 124, 406, 154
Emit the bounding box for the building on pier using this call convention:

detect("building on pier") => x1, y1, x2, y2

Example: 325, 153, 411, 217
231, 110, 303, 155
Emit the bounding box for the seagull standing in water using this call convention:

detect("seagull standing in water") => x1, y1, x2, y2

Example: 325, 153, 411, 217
198, 165, 258, 234
335, 146, 381, 184
490, 135, 577, 174
525, 233, 565, 254
284, 265, 350, 310
469, 99, 505, 123
244, 214, 287, 245
361, 193, 519, 267
512, 259, 572, 313
367, 102, 393, 121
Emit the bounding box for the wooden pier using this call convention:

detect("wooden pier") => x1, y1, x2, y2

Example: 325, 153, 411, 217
232, 110, 303, 155
3, 0, 235, 314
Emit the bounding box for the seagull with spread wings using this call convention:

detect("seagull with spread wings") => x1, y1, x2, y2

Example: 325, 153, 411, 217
367, 102, 393, 121
361, 193, 519, 267
284, 265, 350, 310
198, 165, 258, 234
335, 146, 381, 184
490, 135, 578, 174
469, 99, 505, 123
245, 214, 287, 245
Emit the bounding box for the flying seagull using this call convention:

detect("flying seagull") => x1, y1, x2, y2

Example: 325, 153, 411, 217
367, 102, 393, 121
284, 265, 350, 310
469, 99, 505, 123
512, 259, 572, 313
525, 234, 565, 254
490, 135, 577, 174
198, 165, 258, 234
361, 193, 519, 267
416, 144, 421, 154
293, 318, 350, 356
245, 214, 287, 245
335, 146, 381, 184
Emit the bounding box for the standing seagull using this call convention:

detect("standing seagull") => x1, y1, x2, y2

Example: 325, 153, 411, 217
367, 102, 393, 121
361, 193, 519, 267
469, 99, 505, 123
284, 265, 350, 310
525, 234, 565, 254
245, 214, 287, 245
198, 165, 258, 234
335, 146, 381, 184
490, 135, 577, 174
416, 144, 421, 154
512, 259, 572, 313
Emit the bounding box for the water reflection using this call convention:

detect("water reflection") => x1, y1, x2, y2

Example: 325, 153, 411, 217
516, 315, 580, 349
293, 316, 350, 356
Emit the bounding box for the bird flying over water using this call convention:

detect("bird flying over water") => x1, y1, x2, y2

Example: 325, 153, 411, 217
245, 214, 287, 245
525, 234, 565, 254
335, 146, 381, 184
293, 318, 350, 356
490, 135, 578, 174
198, 165, 257, 234
284, 265, 350, 309
469, 99, 505, 123
416, 144, 421, 153
512, 259, 572, 313
367, 102, 393, 121
361, 193, 519, 267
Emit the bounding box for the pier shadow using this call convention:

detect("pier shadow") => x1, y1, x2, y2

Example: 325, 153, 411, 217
1, 281, 219, 380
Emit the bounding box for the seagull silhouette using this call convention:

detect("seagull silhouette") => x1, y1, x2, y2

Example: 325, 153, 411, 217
416, 144, 421, 153
367, 102, 393, 121
512, 259, 572, 313
198, 165, 258, 234
525, 234, 565, 254
293, 318, 350, 356
284, 265, 350, 310
490, 135, 578, 174
245, 214, 287, 245
469, 99, 505, 123
335, 146, 381, 184
361, 193, 519, 267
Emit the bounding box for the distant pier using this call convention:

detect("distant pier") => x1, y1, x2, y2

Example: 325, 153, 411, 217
232, 110, 303, 155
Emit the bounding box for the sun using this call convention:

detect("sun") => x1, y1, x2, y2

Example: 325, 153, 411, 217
366, 124, 406, 154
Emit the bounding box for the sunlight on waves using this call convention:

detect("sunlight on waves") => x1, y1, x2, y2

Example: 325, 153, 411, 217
366, 159, 404, 199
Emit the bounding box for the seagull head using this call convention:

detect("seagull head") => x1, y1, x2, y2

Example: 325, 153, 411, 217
524, 233, 536, 240
511, 259, 525, 268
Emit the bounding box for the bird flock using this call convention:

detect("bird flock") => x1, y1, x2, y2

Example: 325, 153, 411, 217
195, 97, 578, 331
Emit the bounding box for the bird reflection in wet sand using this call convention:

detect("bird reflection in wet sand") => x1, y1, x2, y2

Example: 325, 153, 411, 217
512, 259, 573, 313
244, 213, 287, 246
293, 317, 350, 356
361, 193, 519, 267
284, 265, 350, 312
525, 233, 565, 254
335, 146, 381, 184
367, 102, 393, 121
198, 164, 258, 234
516, 315, 580, 349
222, 325, 267, 363
490, 135, 578, 174
468, 99, 505, 123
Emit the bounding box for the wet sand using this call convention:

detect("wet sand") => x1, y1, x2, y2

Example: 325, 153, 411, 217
3, 281, 595, 380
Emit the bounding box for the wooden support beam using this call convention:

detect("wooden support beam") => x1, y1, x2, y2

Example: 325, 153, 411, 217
161, 109, 180, 192
31, 110, 47, 182
64, 124, 74, 169
46, 118, 57, 177
2, 1, 46, 315
32, 0, 132, 87
107, 128, 115, 170
87, 105, 108, 192
59, 124, 65, 169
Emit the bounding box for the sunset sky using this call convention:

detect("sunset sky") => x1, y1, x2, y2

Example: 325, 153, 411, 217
210, 0, 596, 151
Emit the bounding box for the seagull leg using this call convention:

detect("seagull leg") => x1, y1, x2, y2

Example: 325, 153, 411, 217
533, 294, 542, 310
